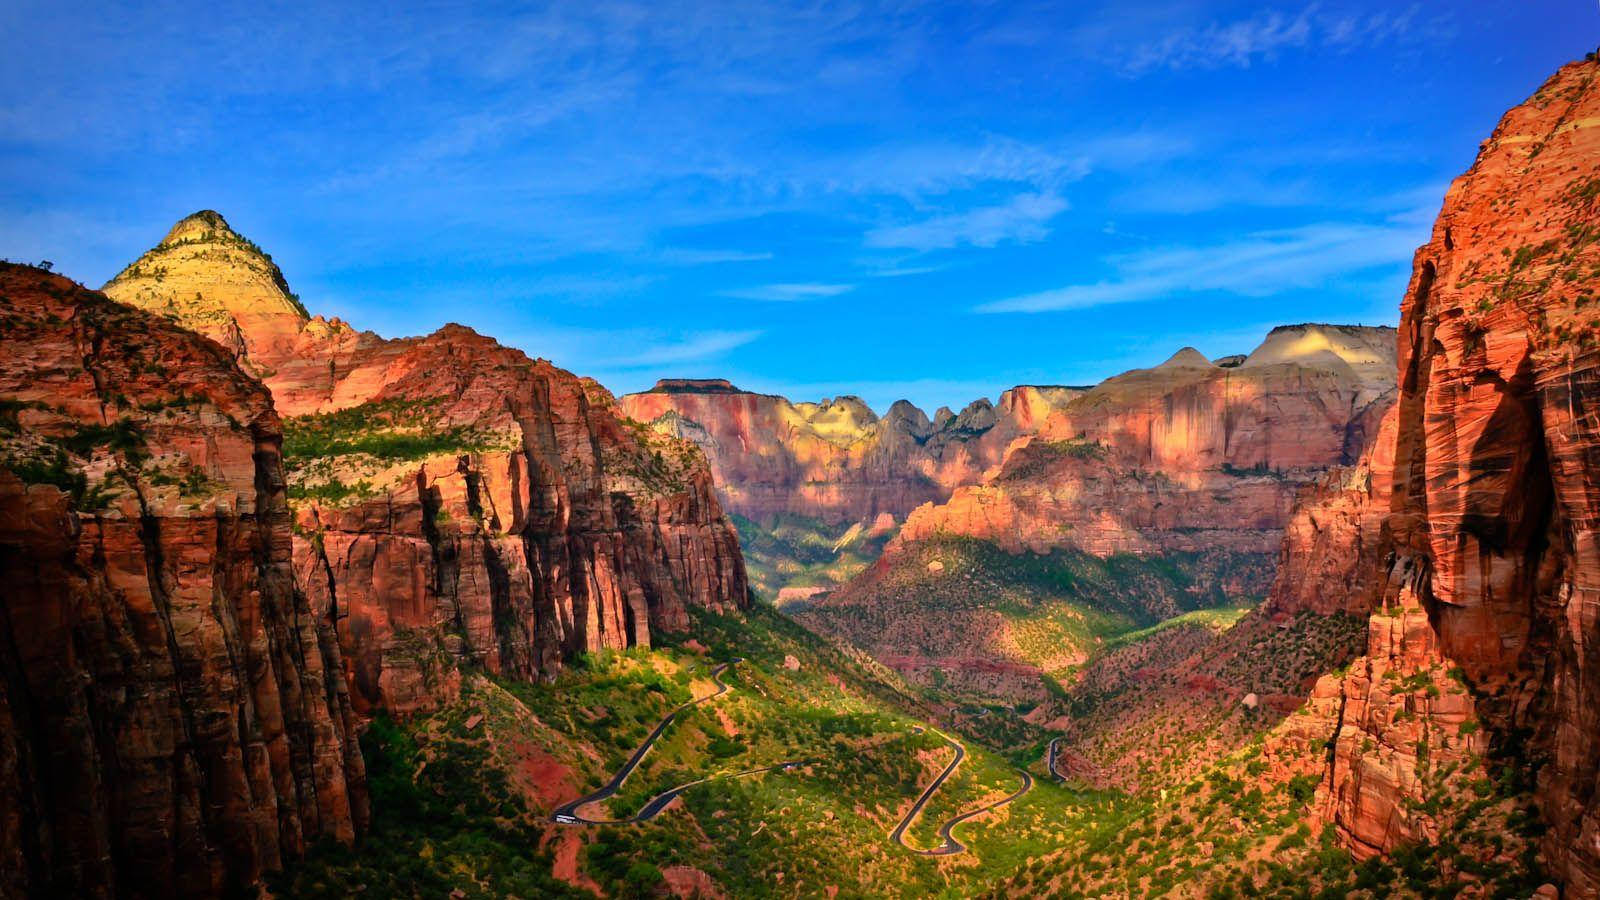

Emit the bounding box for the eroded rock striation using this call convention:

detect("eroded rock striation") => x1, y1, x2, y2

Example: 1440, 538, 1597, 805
0, 264, 366, 898
889, 324, 1398, 560
104, 213, 749, 716
284, 330, 750, 716
1267, 58, 1600, 894
619, 379, 1087, 524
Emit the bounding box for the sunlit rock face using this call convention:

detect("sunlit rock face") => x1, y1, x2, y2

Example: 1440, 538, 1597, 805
102, 213, 750, 717
619, 380, 1085, 523
887, 324, 1398, 560
1268, 57, 1600, 895
284, 327, 750, 716
0, 264, 367, 898
102, 210, 322, 373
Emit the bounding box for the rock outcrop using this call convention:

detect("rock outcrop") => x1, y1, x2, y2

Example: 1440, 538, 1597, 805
0, 264, 366, 898
1268, 58, 1600, 895
284, 329, 750, 716
887, 324, 1398, 560
1264, 407, 1398, 618
104, 214, 750, 716
619, 380, 1083, 524
102, 210, 316, 373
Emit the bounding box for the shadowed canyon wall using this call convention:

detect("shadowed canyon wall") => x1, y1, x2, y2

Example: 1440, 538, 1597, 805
0, 265, 366, 898
104, 213, 750, 716
1268, 58, 1600, 895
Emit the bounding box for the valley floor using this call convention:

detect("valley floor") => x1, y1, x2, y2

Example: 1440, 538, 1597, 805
269, 601, 1545, 899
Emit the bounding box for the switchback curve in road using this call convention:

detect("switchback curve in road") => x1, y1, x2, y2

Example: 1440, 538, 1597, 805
553, 659, 772, 825
890, 729, 1033, 856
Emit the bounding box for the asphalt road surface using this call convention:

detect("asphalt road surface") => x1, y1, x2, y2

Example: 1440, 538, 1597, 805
890, 729, 1033, 856
552, 659, 776, 825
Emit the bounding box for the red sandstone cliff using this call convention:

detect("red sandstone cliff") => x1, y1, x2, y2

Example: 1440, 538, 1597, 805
284, 329, 750, 716
0, 264, 366, 898
1267, 58, 1600, 895
618, 379, 1083, 524
888, 326, 1397, 560
104, 213, 749, 716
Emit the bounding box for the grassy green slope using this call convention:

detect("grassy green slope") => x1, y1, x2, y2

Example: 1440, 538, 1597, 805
732, 513, 897, 603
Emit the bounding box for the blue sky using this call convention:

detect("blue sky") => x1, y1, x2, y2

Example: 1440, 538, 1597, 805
0, 1, 1590, 412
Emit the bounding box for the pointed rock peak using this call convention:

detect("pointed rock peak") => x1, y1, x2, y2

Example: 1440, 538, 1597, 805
1156, 347, 1216, 369
886, 398, 928, 420
884, 399, 932, 436
161, 209, 240, 246
944, 397, 997, 435
957, 397, 994, 415
102, 211, 310, 367
933, 406, 955, 426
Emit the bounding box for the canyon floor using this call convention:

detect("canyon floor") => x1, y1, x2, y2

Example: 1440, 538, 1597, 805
265, 602, 1543, 899
5, 45, 1600, 900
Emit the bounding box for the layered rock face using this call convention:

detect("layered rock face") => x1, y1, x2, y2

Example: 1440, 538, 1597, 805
102, 210, 316, 373
104, 214, 749, 716
1264, 407, 1398, 618
619, 379, 1085, 524
0, 264, 366, 898
888, 325, 1398, 560
285, 329, 749, 716
1269, 59, 1600, 894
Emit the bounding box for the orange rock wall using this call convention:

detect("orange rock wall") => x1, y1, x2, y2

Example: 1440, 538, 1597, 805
283, 329, 748, 715
619, 383, 1060, 523
0, 266, 366, 898
1269, 59, 1600, 894
891, 339, 1396, 562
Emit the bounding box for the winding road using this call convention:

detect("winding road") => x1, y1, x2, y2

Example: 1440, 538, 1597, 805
551, 656, 1034, 858
890, 728, 1033, 856
1047, 737, 1065, 782
552, 658, 806, 825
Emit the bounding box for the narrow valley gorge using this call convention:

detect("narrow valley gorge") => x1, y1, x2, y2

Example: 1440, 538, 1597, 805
2, 33, 1598, 900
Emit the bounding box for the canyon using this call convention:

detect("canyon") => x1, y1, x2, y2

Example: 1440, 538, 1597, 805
0, 50, 1597, 900
0, 212, 747, 893
0, 265, 366, 897
1265, 56, 1600, 895
624, 324, 1395, 609
104, 213, 749, 716
794, 324, 1396, 696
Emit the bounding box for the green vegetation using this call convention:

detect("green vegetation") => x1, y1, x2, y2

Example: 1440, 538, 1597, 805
267, 594, 1547, 898
282, 399, 495, 468
798, 537, 1274, 701
1100, 606, 1252, 651
287, 477, 377, 505
732, 512, 898, 603
999, 437, 1106, 480
269, 706, 589, 899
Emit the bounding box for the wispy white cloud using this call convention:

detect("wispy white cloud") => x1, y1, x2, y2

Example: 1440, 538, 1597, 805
866, 264, 945, 278
499, 324, 764, 374
865, 191, 1068, 251
1113, 174, 1315, 214
603, 329, 765, 367
517, 273, 659, 297
977, 214, 1428, 314
1105, 4, 1427, 75
721, 282, 855, 301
